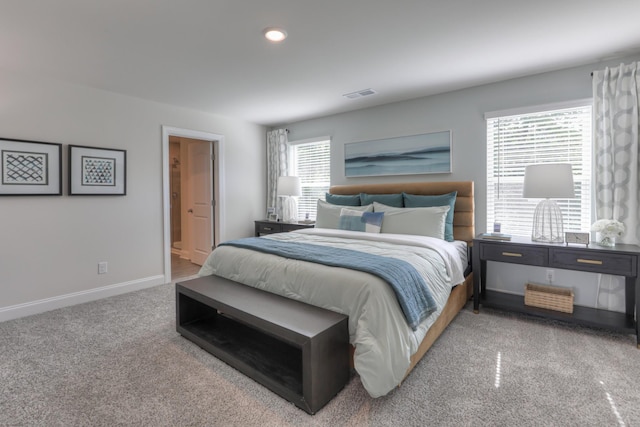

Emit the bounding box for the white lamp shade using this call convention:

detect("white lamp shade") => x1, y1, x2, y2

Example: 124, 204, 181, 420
277, 176, 301, 197
522, 164, 575, 199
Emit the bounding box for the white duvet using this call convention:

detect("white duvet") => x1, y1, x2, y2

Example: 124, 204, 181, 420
198, 228, 467, 397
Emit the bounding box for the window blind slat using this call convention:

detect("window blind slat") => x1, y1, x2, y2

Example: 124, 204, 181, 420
290, 140, 330, 221
487, 104, 592, 237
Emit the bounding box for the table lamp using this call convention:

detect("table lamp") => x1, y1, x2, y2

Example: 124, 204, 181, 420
522, 163, 575, 243
277, 176, 301, 223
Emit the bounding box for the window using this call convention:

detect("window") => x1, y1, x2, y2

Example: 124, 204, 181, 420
486, 101, 592, 237
289, 138, 330, 221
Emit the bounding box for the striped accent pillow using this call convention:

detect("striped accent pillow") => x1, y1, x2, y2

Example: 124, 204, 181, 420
338, 208, 384, 233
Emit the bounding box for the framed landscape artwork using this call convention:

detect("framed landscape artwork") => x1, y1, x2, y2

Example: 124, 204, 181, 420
344, 130, 452, 177
69, 145, 126, 195
0, 137, 62, 196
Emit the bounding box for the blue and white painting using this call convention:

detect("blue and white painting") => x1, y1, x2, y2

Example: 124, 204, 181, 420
344, 131, 451, 177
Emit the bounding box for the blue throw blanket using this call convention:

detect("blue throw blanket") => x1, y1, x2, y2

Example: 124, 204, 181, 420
220, 237, 437, 330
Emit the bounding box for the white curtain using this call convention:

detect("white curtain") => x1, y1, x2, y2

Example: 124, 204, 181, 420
592, 62, 640, 312
266, 129, 289, 218
592, 61, 640, 245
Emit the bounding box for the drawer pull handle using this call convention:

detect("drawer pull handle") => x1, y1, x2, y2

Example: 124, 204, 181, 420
502, 252, 523, 257
577, 258, 603, 265
263, 227, 272, 231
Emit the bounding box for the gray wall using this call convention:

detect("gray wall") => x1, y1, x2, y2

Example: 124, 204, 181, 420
282, 53, 640, 312
0, 69, 266, 320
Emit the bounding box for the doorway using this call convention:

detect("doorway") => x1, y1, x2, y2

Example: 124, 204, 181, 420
168, 137, 205, 280
162, 126, 224, 283
169, 140, 183, 256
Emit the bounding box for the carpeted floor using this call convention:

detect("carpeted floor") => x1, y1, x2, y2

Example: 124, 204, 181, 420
1, 283, 638, 426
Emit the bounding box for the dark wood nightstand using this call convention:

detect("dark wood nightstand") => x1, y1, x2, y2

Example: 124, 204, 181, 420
472, 235, 640, 347
254, 220, 315, 237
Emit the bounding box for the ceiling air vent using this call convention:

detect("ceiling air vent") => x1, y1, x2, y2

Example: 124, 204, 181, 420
342, 88, 377, 99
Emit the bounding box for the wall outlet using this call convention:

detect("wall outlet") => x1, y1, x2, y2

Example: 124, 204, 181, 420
546, 269, 554, 283
98, 262, 108, 274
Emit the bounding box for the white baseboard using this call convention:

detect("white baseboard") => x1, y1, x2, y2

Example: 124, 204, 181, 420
0, 275, 167, 323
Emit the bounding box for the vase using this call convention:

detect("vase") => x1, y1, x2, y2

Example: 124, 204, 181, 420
596, 232, 616, 247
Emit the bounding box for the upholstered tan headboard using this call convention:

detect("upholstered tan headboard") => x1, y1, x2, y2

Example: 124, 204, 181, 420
329, 181, 475, 243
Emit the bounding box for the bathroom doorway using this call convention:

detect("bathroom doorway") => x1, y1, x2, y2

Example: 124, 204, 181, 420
169, 140, 184, 256
163, 126, 224, 283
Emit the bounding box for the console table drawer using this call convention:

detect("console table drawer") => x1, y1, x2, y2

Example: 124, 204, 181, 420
481, 243, 548, 266
256, 222, 283, 234
550, 248, 637, 276
255, 221, 314, 236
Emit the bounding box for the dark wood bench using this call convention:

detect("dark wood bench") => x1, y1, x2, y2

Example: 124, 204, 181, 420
176, 275, 350, 414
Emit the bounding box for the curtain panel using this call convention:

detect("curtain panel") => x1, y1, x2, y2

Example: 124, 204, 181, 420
266, 129, 289, 218
592, 61, 640, 245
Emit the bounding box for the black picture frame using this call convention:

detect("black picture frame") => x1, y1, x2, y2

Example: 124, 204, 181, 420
0, 137, 62, 196
69, 145, 126, 195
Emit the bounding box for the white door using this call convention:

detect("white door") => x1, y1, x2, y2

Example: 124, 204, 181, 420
188, 141, 213, 265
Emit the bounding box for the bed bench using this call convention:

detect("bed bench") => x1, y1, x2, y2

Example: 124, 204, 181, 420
176, 275, 350, 414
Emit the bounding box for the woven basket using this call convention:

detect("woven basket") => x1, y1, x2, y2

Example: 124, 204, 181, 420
524, 283, 574, 314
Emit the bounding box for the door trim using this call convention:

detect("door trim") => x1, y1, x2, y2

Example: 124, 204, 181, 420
162, 126, 225, 283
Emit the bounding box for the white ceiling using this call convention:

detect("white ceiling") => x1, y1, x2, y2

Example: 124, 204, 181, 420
2, 1, 640, 127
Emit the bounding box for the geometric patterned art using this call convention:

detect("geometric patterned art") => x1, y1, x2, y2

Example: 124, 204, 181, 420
2, 150, 48, 185
81, 156, 116, 186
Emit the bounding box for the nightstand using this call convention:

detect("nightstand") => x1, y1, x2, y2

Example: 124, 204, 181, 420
472, 235, 640, 347
254, 220, 314, 237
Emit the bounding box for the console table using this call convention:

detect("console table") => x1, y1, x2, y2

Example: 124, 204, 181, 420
472, 236, 640, 347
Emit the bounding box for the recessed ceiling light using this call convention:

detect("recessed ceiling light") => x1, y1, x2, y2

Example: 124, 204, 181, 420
263, 27, 288, 42
342, 88, 377, 99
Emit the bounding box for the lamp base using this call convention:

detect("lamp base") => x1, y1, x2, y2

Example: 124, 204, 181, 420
531, 199, 565, 243
281, 196, 298, 223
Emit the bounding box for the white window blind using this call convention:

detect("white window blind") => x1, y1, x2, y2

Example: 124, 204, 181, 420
290, 139, 330, 221
486, 102, 592, 237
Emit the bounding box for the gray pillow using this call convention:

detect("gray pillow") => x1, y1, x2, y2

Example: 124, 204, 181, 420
315, 200, 373, 229
372, 202, 450, 239
403, 191, 457, 241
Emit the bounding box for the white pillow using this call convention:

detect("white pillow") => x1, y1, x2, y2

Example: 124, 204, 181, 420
315, 200, 373, 229
373, 202, 450, 239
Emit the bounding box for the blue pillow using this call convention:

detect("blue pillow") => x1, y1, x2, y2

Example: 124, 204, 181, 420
338, 209, 384, 233
360, 193, 403, 208
402, 191, 457, 241
325, 193, 361, 206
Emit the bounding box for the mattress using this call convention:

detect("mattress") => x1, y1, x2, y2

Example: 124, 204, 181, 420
198, 228, 467, 397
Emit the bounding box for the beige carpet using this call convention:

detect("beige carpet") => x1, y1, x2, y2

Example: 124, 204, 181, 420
1, 282, 638, 426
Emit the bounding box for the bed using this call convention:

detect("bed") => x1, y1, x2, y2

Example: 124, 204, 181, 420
198, 181, 475, 398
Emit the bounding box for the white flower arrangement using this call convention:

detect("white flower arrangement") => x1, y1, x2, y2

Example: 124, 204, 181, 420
591, 219, 625, 237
